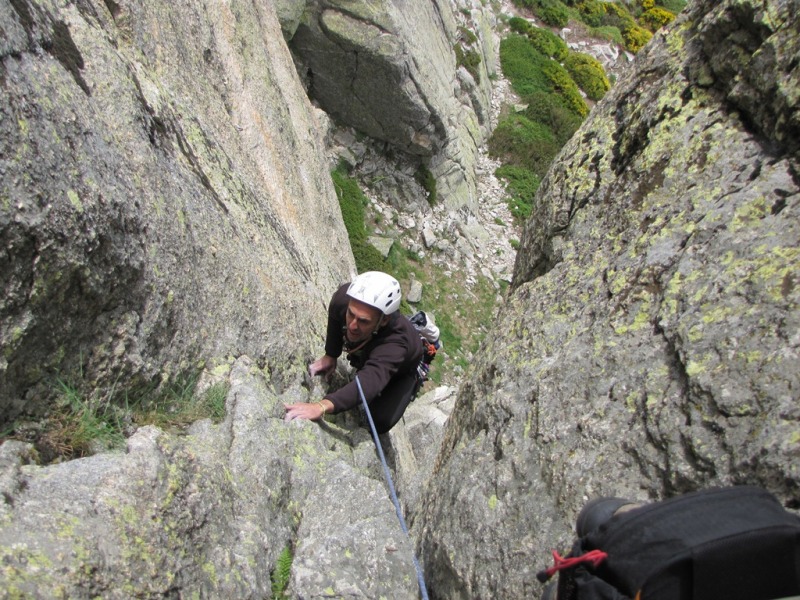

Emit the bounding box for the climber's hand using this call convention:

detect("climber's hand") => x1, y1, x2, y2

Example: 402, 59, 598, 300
283, 401, 329, 422
309, 355, 336, 378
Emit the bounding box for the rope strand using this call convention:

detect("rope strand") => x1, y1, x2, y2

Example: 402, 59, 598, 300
355, 375, 430, 600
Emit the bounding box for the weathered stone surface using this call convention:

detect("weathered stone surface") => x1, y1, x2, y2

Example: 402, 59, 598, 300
368, 234, 395, 258
289, 0, 495, 209
274, 0, 307, 39
407, 278, 423, 303
418, 0, 800, 597
0, 357, 422, 597
0, 0, 353, 422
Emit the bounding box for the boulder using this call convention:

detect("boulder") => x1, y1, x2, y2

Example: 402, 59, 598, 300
288, 0, 495, 209
407, 279, 424, 304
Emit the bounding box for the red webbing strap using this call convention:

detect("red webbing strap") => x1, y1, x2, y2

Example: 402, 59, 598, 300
536, 549, 609, 582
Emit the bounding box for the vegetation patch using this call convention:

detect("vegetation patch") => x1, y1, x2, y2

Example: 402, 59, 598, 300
521, 90, 584, 146
455, 43, 483, 82
271, 546, 293, 599
622, 23, 653, 53
515, 0, 570, 28
131, 375, 228, 431
2, 373, 229, 464
510, 0, 682, 53
563, 51, 611, 101
508, 17, 568, 60
489, 113, 561, 179
655, 0, 688, 14
415, 165, 437, 206
639, 7, 677, 32
499, 35, 588, 117
332, 166, 386, 273
495, 164, 541, 223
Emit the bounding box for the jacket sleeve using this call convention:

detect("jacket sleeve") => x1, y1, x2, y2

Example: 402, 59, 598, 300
326, 338, 408, 412
324, 284, 350, 358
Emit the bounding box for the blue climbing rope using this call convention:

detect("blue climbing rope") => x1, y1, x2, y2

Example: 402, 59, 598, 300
355, 375, 430, 600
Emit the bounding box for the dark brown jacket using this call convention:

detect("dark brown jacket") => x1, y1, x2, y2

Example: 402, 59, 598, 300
324, 284, 423, 413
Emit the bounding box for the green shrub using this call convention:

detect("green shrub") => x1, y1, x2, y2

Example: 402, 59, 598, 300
639, 6, 676, 31
623, 23, 653, 52
454, 43, 482, 82
495, 164, 541, 223
522, 90, 584, 145
532, 0, 570, 27
500, 35, 552, 96
639, 0, 655, 9
458, 25, 479, 45
488, 113, 561, 178
527, 27, 569, 60
539, 59, 589, 117
600, 2, 636, 31
500, 36, 588, 117
332, 169, 368, 245
508, 20, 568, 60
509, 16, 534, 36
352, 244, 385, 273
415, 165, 437, 206
657, 0, 687, 13
575, 0, 607, 27
563, 51, 611, 101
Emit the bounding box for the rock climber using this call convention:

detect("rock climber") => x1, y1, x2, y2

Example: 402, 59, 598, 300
283, 271, 424, 433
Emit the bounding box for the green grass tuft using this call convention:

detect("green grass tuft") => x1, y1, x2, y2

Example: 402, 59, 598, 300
495, 164, 541, 223
40, 379, 127, 459
4, 373, 229, 464
332, 167, 386, 272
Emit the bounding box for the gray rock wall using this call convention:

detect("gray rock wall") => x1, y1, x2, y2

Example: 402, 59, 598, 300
418, 0, 800, 597
0, 357, 422, 597
288, 0, 494, 209
0, 0, 353, 422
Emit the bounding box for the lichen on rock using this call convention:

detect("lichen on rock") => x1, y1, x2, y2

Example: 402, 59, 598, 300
418, 0, 800, 597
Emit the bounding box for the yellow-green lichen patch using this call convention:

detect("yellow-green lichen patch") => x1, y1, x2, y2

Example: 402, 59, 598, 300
730, 195, 770, 232
67, 189, 83, 213
685, 355, 710, 377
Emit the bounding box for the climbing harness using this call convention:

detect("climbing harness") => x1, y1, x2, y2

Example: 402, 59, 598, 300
355, 375, 430, 600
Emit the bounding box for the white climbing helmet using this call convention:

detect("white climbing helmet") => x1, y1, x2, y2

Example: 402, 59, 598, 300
346, 271, 402, 315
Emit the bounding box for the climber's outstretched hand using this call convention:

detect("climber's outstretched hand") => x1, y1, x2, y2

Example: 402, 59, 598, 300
308, 355, 336, 378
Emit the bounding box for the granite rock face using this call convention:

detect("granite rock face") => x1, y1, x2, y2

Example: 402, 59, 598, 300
0, 0, 353, 423
418, 0, 800, 597
288, 0, 495, 209
0, 357, 422, 597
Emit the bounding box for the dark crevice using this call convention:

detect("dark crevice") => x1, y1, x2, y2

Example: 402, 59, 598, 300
102, 0, 121, 21
44, 21, 90, 96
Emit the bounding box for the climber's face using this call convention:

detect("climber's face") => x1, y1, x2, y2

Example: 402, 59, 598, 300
345, 299, 384, 344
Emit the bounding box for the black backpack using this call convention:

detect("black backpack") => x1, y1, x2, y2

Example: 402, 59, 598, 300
538, 486, 800, 600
